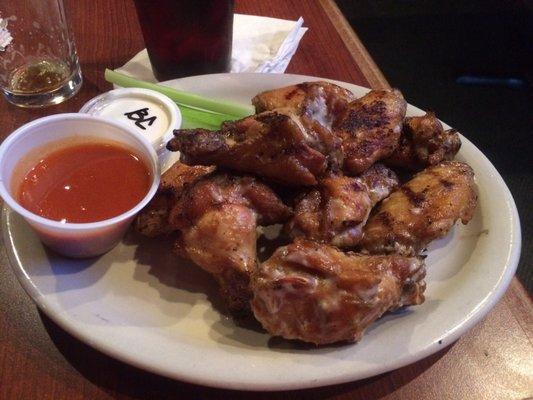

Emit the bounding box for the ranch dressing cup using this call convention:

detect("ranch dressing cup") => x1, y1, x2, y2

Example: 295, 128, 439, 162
80, 88, 181, 171
0, 114, 160, 258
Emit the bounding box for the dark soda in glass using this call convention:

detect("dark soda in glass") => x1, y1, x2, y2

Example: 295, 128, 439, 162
133, 0, 234, 81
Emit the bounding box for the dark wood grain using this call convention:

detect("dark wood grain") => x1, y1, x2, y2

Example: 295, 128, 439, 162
0, 0, 531, 399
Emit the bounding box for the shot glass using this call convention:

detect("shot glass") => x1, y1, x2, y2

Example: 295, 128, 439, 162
133, 0, 234, 81
0, 0, 82, 107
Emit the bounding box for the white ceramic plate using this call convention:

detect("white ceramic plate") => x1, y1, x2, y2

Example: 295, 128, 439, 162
2, 73, 521, 391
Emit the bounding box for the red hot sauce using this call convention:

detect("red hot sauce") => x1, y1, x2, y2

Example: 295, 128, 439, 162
17, 142, 152, 223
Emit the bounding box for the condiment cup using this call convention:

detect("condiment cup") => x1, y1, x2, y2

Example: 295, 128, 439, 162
0, 113, 160, 258
79, 88, 181, 155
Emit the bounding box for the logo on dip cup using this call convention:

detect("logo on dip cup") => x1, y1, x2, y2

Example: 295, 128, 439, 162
0, 113, 160, 258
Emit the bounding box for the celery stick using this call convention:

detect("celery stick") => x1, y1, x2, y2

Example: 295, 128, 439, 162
179, 106, 229, 130
105, 69, 254, 118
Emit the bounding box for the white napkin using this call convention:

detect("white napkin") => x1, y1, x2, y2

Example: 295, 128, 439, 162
116, 14, 307, 82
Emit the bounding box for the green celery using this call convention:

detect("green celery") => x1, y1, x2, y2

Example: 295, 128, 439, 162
179, 106, 229, 130
104, 69, 254, 123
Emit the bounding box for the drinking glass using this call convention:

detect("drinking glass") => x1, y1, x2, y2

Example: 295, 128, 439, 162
0, 0, 82, 107
133, 0, 234, 81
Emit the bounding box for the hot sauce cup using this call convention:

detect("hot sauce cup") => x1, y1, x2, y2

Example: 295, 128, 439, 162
0, 114, 160, 258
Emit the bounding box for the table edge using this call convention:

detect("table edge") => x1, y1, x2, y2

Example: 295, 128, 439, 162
319, 0, 391, 89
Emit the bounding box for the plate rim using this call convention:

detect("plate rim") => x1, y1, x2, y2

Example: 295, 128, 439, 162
2, 72, 522, 391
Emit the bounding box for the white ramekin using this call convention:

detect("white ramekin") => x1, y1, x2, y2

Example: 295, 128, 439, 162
0, 113, 160, 258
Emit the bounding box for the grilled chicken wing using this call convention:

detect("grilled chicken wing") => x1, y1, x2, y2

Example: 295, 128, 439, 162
335, 89, 406, 175
251, 239, 426, 344
360, 161, 477, 256
385, 113, 461, 170
285, 164, 399, 248
252, 81, 354, 128
168, 111, 329, 186
252, 82, 358, 169
170, 174, 291, 312
134, 162, 215, 237
252, 81, 355, 114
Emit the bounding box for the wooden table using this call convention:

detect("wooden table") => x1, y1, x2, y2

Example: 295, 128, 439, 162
0, 1, 531, 399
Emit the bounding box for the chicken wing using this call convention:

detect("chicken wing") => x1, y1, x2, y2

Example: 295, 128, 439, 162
168, 111, 329, 186
252, 82, 359, 170
170, 174, 291, 312
385, 113, 461, 170
251, 239, 426, 344
285, 164, 399, 248
252, 81, 355, 127
360, 161, 477, 256
252, 81, 355, 113
134, 162, 215, 237
335, 89, 406, 175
